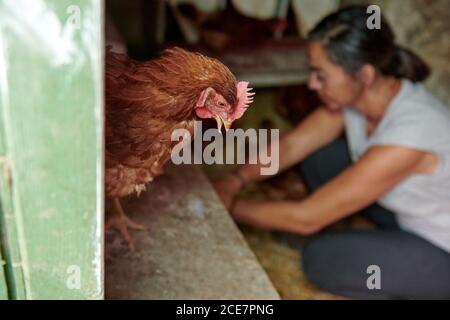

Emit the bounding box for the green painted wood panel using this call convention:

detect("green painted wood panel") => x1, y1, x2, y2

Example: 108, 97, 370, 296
0, 0, 104, 299
0, 250, 7, 299
0, 29, 27, 299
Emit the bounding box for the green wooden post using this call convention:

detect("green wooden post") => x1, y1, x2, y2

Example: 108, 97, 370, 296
0, 0, 104, 299
0, 251, 7, 299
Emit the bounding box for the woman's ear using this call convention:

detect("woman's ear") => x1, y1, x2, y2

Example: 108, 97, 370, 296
356, 64, 377, 87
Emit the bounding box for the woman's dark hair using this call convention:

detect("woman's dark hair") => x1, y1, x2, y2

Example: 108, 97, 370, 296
308, 5, 430, 82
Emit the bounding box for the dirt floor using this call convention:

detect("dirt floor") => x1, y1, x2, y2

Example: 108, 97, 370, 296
240, 226, 339, 300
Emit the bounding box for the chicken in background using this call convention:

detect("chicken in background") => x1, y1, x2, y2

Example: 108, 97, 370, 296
105, 47, 254, 250
174, 2, 290, 51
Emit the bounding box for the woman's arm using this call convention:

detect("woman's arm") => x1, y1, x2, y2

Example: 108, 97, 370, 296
214, 107, 344, 208
232, 145, 430, 234
237, 106, 344, 183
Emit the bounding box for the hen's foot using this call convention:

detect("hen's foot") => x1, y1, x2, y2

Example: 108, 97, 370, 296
106, 198, 145, 252
106, 215, 145, 252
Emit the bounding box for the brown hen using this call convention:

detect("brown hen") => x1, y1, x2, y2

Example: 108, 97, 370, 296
105, 47, 254, 250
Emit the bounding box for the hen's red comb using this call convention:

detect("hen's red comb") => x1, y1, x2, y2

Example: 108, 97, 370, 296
231, 81, 255, 120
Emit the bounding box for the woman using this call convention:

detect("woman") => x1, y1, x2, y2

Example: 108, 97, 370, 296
214, 6, 450, 299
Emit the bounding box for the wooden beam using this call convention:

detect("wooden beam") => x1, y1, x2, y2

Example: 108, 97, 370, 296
106, 164, 280, 300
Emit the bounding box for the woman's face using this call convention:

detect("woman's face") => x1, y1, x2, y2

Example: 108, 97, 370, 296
307, 41, 364, 110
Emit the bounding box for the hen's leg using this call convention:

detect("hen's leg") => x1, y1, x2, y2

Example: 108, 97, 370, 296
106, 198, 145, 251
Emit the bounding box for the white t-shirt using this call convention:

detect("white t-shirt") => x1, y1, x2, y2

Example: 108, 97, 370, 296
344, 79, 450, 253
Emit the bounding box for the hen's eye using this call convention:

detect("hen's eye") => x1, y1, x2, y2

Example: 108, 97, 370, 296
218, 101, 225, 107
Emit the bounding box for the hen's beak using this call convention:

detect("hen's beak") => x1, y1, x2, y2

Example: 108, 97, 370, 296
214, 115, 232, 132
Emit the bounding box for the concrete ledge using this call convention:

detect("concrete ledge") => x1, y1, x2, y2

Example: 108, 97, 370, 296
105, 164, 280, 300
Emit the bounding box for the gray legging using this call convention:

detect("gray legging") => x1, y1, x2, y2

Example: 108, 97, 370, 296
299, 137, 450, 299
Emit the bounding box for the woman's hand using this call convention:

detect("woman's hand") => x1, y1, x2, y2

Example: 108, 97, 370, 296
212, 174, 243, 210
